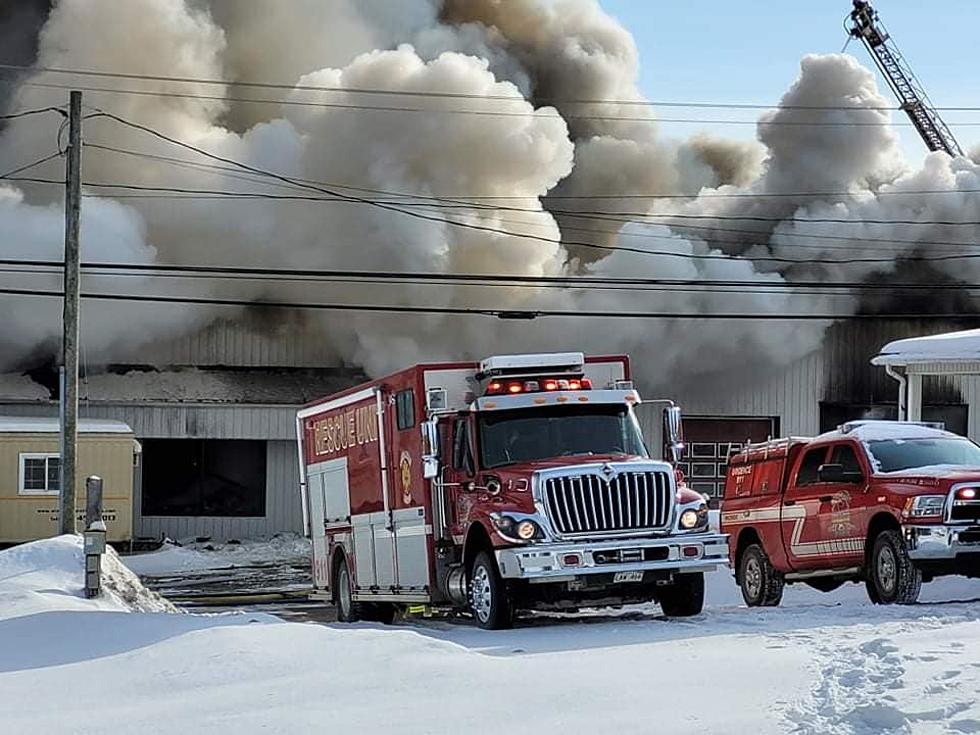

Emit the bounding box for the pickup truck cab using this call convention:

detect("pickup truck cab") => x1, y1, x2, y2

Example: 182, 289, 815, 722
721, 420, 980, 606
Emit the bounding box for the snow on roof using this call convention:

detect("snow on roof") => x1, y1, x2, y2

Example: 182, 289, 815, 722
0, 416, 133, 434
815, 420, 957, 443
872, 328, 980, 366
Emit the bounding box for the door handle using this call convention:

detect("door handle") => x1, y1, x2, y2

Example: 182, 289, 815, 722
784, 499, 796, 506
819, 495, 833, 503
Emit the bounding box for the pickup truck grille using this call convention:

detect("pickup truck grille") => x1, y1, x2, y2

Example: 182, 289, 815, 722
542, 470, 672, 536
951, 500, 980, 523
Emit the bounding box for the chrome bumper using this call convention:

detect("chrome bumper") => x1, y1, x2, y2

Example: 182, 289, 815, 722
494, 532, 729, 581
905, 524, 980, 560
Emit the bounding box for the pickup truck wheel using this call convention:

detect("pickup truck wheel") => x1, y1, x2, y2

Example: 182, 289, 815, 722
868, 530, 921, 605
469, 551, 514, 630
334, 556, 362, 623
658, 572, 705, 617
739, 544, 784, 607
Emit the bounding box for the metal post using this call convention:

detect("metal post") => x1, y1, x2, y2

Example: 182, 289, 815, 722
59, 90, 82, 536
907, 373, 923, 422
83, 476, 105, 599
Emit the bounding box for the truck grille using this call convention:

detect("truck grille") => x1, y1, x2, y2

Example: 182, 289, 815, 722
542, 470, 672, 536
951, 501, 980, 523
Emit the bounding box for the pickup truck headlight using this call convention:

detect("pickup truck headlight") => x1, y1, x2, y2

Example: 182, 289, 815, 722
907, 495, 946, 519
679, 504, 709, 530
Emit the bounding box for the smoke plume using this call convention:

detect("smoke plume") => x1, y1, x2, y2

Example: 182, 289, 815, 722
0, 0, 971, 394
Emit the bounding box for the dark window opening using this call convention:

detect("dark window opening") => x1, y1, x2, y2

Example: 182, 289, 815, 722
796, 447, 828, 486
396, 389, 416, 431
142, 439, 266, 517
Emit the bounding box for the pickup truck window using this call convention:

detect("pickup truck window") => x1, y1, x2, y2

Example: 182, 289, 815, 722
830, 444, 864, 480
478, 404, 648, 469
867, 437, 980, 473
796, 447, 828, 486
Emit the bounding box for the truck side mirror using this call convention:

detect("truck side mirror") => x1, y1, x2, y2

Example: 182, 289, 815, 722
663, 405, 685, 464
421, 419, 440, 479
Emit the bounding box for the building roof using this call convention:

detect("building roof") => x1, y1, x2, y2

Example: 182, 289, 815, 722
872, 328, 980, 367
0, 416, 134, 434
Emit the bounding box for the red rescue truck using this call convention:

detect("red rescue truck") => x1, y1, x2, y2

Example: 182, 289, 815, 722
721, 420, 980, 607
297, 352, 728, 629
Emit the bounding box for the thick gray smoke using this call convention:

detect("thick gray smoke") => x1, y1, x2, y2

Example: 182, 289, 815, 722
0, 0, 970, 393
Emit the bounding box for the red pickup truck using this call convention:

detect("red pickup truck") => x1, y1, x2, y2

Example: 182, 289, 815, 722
721, 421, 980, 606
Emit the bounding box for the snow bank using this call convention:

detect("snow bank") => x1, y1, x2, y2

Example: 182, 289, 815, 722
0, 535, 175, 621
121, 534, 311, 577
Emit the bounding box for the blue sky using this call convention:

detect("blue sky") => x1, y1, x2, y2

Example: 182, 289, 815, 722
599, 0, 979, 163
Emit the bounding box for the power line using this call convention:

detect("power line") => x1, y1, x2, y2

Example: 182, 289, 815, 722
0, 105, 64, 121
2, 257, 979, 292
0, 151, 63, 180
9, 172, 980, 262
10, 78, 943, 127
86, 141, 980, 203
0, 285, 973, 321
0, 62, 965, 111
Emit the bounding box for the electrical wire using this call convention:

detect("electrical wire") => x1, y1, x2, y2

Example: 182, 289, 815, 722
0, 285, 972, 321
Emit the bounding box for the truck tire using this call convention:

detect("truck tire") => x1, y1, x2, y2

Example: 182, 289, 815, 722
739, 544, 784, 607
334, 555, 363, 623
658, 572, 705, 617
867, 530, 921, 605
469, 551, 513, 630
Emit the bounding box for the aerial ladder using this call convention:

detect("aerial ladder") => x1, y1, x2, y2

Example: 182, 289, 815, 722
847, 0, 964, 158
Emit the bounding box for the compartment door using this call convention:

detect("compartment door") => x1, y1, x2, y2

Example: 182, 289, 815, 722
306, 470, 330, 589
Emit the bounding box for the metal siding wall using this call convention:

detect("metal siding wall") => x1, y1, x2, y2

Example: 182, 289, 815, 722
140, 316, 339, 367
635, 349, 824, 441
0, 403, 296, 439
266, 440, 304, 534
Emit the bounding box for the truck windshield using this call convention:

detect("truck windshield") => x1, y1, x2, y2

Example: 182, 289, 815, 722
478, 404, 648, 469
866, 438, 980, 473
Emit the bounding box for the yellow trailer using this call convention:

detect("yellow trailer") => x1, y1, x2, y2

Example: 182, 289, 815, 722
0, 417, 138, 544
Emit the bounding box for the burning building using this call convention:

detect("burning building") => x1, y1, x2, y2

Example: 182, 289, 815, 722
1, 0, 978, 538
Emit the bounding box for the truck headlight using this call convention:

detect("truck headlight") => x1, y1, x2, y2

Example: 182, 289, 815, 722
908, 495, 946, 519
516, 520, 539, 540
491, 514, 543, 542
680, 504, 708, 530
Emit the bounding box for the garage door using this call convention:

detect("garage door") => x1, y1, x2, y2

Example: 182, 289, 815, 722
678, 418, 777, 503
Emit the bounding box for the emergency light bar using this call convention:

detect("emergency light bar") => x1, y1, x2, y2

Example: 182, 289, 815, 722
477, 352, 585, 380
485, 377, 593, 396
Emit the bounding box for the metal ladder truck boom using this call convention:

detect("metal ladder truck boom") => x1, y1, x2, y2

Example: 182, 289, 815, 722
847, 0, 964, 158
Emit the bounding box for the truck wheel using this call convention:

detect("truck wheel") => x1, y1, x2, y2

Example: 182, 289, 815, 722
867, 530, 921, 605
469, 551, 513, 630
658, 572, 705, 617
334, 556, 362, 623
739, 544, 784, 607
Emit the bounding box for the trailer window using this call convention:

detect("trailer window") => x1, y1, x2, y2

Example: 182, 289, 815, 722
18, 453, 60, 495
396, 390, 416, 431
795, 447, 828, 486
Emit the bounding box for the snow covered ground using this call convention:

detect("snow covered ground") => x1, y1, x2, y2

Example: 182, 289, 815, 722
3, 536, 980, 735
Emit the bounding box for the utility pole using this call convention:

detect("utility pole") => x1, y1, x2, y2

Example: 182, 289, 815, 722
59, 90, 82, 536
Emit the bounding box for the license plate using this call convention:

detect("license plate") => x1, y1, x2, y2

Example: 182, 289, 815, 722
613, 571, 644, 583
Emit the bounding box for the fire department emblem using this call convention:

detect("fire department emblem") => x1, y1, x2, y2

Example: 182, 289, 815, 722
400, 450, 413, 505
829, 491, 855, 536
